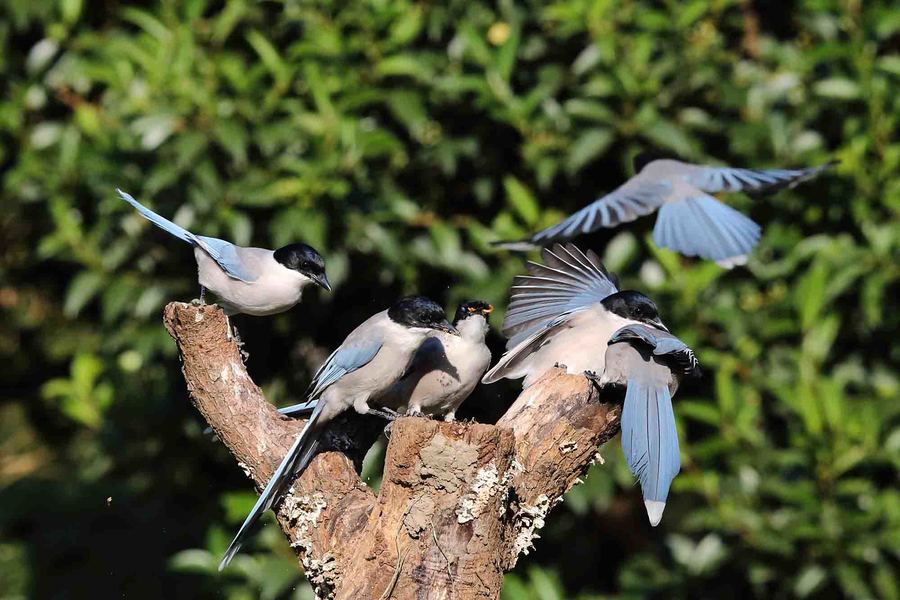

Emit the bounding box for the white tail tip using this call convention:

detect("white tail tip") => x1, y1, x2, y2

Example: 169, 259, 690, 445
645, 500, 666, 526
716, 254, 748, 269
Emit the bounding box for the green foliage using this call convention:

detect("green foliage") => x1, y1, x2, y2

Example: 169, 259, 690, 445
0, 0, 897, 598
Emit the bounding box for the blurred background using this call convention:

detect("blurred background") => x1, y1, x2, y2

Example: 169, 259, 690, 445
1, 0, 898, 598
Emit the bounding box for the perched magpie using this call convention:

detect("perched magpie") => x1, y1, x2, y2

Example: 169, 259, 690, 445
219, 296, 458, 570
482, 243, 669, 388
117, 189, 330, 315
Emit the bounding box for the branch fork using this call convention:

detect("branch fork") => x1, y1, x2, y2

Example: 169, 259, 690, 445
164, 302, 621, 599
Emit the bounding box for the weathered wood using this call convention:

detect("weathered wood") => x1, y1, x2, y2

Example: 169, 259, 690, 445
164, 302, 623, 599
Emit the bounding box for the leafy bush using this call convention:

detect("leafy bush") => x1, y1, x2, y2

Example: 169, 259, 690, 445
1, 0, 897, 598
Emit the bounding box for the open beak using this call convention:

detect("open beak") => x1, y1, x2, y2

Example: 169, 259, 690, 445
647, 317, 669, 333
436, 320, 460, 336
314, 273, 332, 292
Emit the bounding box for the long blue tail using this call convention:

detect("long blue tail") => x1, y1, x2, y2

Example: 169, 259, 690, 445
219, 402, 325, 570
620, 379, 681, 526
117, 189, 198, 246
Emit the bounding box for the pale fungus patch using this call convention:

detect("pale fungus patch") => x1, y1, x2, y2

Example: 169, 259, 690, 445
457, 462, 503, 524
510, 494, 562, 563
284, 490, 337, 599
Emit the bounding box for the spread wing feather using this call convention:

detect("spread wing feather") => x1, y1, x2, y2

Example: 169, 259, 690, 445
684, 161, 835, 194
526, 180, 671, 246
502, 243, 618, 349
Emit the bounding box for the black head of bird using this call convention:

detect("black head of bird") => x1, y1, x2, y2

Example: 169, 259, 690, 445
273, 243, 331, 291
601, 290, 669, 332
389, 296, 459, 336
453, 300, 494, 325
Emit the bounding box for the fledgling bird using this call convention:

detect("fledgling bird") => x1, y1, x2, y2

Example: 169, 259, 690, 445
603, 324, 701, 526
117, 189, 331, 316
494, 154, 836, 267
219, 296, 458, 570
482, 243, 670, 388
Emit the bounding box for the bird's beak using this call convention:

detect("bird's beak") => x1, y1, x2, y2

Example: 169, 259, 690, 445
314, 274, 332, 292
482, 304, 494, 315
647, 317, 669, 333
436, 320, 460, 336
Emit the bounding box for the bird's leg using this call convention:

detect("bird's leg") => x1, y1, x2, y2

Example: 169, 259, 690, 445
191, 286, 207, 306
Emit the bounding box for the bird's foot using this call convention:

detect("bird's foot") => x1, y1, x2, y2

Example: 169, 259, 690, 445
369, 407, 402, 421
226, 318, 245, 352
192, 286, 207, 306
553, 362, 568, 370
383, 421, 393, 439
405, 408, 430, 419
583, 370, 605, 390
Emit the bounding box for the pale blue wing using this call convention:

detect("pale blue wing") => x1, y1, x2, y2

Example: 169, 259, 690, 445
503, 243, 618, 349
195, 236, 258, 283
307, 340, 383, 400
609, 324, 700, 376
117, 189, 197, 245
526, 181, 671, 247
621, 379, 680, 526
117, 189, 258, 282
684, 161, 835, 193
652, 195, 761, 266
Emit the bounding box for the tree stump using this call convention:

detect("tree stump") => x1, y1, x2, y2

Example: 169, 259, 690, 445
163, 302, 622, 599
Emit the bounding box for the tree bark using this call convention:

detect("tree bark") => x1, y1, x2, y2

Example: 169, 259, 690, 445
164, 302, 622, 599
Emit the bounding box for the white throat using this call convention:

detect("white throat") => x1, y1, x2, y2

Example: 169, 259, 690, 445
456, 315, 488, 342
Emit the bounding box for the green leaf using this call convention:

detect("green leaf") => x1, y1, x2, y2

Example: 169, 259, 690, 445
565, 127, 613, 175
795, 565, 827, 598
169, 549, 217, 574
814, 78, 861, 100
64, 272, 104, 317
503, 176, 540, 226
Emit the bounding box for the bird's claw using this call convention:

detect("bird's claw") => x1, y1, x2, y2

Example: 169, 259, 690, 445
583, 370, 604, 389
405, 408, 429, 418
553, 362, 568, 370
190, 298, 205, 307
